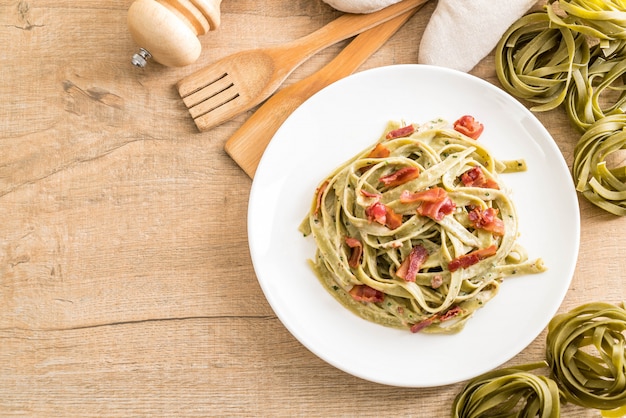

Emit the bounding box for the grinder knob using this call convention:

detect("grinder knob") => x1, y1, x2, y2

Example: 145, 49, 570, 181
127, 0, 222, 68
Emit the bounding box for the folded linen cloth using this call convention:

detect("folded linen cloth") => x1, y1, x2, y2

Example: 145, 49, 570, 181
322, 0, 402, 13
418, 0, 539, 72
322, 0, 539, 72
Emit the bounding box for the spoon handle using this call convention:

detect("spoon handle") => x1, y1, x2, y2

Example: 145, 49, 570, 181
225, 8, 421, 178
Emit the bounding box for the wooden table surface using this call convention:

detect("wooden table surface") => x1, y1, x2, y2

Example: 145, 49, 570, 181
1, 1, 624, 416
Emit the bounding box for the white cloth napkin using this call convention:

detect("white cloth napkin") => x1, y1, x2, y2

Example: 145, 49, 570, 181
323, 0, 539, 72
322, 0, 402, 13
418, 0, 538, 72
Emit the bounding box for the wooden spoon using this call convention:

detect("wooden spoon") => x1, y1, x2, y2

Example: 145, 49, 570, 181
224, 8, 422, 178
176, 0, 429, 132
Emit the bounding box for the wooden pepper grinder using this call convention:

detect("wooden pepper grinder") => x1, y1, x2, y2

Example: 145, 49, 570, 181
127, 0, 222, 68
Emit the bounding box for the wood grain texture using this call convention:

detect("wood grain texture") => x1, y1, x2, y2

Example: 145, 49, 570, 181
0, 0, 623, 417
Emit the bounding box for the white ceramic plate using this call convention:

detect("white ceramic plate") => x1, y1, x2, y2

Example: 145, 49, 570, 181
248, 65, 580, 387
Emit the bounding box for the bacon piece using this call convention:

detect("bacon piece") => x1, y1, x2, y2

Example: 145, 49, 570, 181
359, 144, 391, 174
349, 285, 384, 303
345, 237, 363, 268
396, 245, 429, 282
386, 124, 415, 139
400, 187, 447, 203
365, 202, 386, 224
360, 189, 380, 199
410, 305, 464, 333
365, 143, 390, 159
360, 189, 382, 206
418, 197, 456, 221
385, 207, 403, 229
410, 316, 437, 333
400, 187, 456, 221
448, 244, 498, 272
468, 207, 505, 236
379, 167, 420, 187
314, 181, 329, 217
439, 305, 463, 322
460, 166, 499, 189
453, 115, 484, 139
365, 202, 403, 230
431, 274, 443, 289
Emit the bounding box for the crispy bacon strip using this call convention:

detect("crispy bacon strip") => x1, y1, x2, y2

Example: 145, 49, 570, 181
409, 305, 463, 333
460, 166, 499, 189
400, 187, 447, 203
366, 143, 390, 159
385, 207, 403, 229
396, 245, 429, 282
418, 198, 456, 221
314, 181, 329, 217
448, 245, 498, 272
349, 285, 384, 303
359, 143, 391, 174
365, 202, 403, 230
439, 305, 463, 322
409, 316, 437, 333
379, 167, 420, 187
360, 189, 381, 199
468, 207, 505, 236
453, 115, 484, 139
365, 202, 386, 224
400, 187, 456, 221
345, 237, 363, 268
386, 124, 415, 139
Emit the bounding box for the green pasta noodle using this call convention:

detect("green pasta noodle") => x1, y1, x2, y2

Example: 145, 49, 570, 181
300, 119, 546, 334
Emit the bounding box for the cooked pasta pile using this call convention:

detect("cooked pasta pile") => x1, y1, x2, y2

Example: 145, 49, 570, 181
299, 118, 546, 334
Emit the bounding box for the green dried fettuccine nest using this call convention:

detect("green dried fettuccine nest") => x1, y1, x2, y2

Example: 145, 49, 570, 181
572, 114, 626, 215
451, 302, 626, 416
496, 0, 626, 114
546, 301, 626, 411
496, 0, 626, 215
495, 12, 590, 112
546, 0, 626, 44
565, 46, 626, 131
451, 362, 561, 418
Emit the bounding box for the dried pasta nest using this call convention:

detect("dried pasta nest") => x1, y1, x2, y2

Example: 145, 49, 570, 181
546, 301, 626, 410
572, 114, 626, 216
495, 1, 626, 215
451, 363, 561, 418
566, 43, 626, 132
452, 302, 626, 417
495, 12, 590, 112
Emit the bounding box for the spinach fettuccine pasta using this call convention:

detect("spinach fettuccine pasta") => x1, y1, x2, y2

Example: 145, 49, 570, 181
299, 118, 546, 334
451, 302, 626, 417
452, 362, 561, 418
546, 301, 626, 411
495, 0, 626, 216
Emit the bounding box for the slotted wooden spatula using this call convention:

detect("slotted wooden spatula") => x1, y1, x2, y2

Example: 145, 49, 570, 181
176, 0, 429, 132
225, 8, 422, 178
